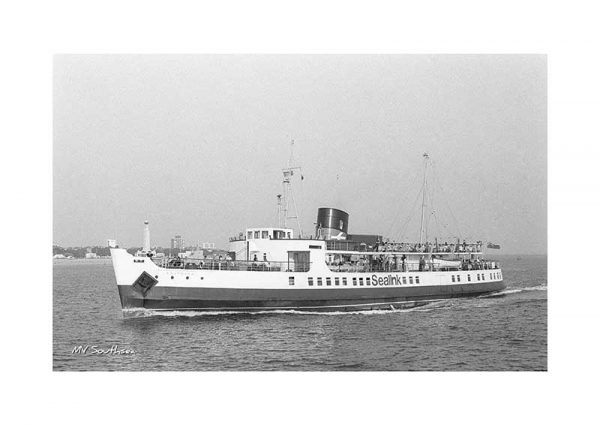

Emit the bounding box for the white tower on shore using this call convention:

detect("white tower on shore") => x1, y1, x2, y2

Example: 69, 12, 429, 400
143, 220, 150, 252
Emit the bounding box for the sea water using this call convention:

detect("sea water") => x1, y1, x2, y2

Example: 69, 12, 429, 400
53, 255, 547, 371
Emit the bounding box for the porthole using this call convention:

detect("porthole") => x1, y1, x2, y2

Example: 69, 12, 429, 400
171, 276, 174, 279
155, 275, 158, 279
186, 276, 189, 280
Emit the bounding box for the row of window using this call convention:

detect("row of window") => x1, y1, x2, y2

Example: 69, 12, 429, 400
451, 271, 502, 283
297, 271, 502, 287
247, 230, 292, 240
305, 275, 420, 287
157, 271, 500, 286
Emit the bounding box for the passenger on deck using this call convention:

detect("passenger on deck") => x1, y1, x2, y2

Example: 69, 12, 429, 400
419, 256, 425, 272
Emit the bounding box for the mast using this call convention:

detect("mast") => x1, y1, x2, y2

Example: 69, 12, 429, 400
281, 139, 304, 237
418, 153, 429, 245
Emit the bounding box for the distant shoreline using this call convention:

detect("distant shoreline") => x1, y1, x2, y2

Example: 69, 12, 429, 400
53, 258, 112, 264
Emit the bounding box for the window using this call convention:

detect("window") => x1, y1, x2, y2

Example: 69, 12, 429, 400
409, 276, 413, 284
452, 275, 456, 282
490, 273, 493, 280
366, 277, 371, 286
456, 275, 460, 282
309, 245, 321, 249
335, 277, 340, 286
289, 276, 295, 286
342, 277, 347, 286
415, 276, 420, 284
262, 231, 268, 239
326, 277, 331, 286
317, 277, 322, 286
359, 277, 364, 286
402, 277, 407, 285
247, 231, 252, 239
477, 274, 480, 281
467, 274, 471, 282
254, 231, 259, 239
482, 274, 485, 281
287, 232, 291, 239
352, 277, 357, 286
308, 277, 313, 286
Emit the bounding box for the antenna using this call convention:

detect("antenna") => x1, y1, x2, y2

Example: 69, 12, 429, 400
276, 194, 282, 227
418, 153, 430, 245
281, 139, 304, 237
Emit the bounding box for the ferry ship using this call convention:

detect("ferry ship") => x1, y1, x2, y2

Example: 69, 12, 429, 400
110, 153, 504, 312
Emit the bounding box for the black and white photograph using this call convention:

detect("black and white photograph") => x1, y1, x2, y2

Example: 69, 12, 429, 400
5, 1, 600, 424
53, 54, 547, 371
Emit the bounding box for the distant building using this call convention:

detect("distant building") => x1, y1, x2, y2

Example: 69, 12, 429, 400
107, 239, 117, 248
171, 235, 185, 250
85, 252, 98, 259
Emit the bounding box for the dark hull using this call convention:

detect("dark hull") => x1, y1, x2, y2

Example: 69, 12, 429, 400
118, 280, 506, 312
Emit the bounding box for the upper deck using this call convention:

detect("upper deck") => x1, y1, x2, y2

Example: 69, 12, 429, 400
324, 240, 483, 255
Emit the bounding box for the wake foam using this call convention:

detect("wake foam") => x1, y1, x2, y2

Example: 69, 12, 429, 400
480, 285, 547, 298
122, 303, 442, 318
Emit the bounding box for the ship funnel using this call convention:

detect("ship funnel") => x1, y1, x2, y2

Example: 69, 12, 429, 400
316, 208, 349, 240
143, 221, 150, 252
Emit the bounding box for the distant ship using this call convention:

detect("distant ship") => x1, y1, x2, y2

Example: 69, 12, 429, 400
111, 152, 504, 312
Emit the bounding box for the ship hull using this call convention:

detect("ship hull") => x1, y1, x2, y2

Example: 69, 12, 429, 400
117, 280, 506, 312
111, 248, 505, 313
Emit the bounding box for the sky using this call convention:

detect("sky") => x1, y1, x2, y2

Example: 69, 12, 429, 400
53, 55, 546, 254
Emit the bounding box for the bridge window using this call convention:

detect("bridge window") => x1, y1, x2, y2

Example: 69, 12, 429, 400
342, 277, 347, 286
317, 277, 322, 286
308, 277, 313, 286
366, 277, 371, 285
289, 277, 295, 286
254, 231, 259, 239
326, 277, 331, 286
359, 277, 364, 286
335, 277, 340, 286
247, 231, 252, 239
262, 231, 268, 239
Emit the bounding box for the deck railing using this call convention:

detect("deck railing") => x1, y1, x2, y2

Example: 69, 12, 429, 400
150, 257, 311, 272
327, 260, 500, 273
325, 240, 484, 254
